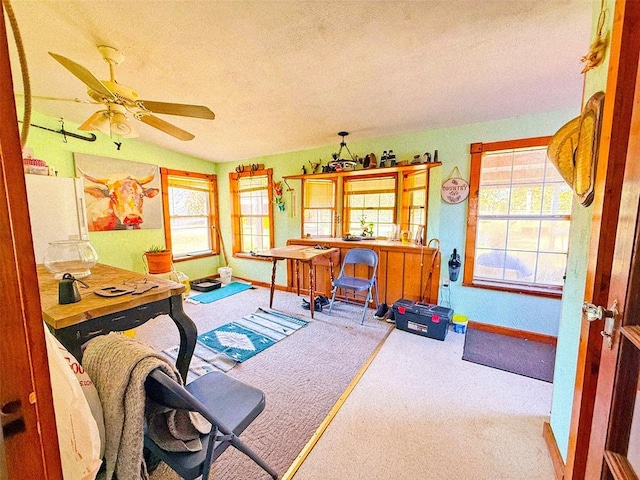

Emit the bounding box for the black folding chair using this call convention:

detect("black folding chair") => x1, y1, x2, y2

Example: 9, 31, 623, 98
144, 368, 278, 479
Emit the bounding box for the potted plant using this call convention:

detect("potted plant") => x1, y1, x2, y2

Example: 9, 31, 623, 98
143, 245, 173, 274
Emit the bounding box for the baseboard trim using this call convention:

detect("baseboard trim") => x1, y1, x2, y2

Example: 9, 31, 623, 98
467, 320, 557, 346
543, 422, 565, 479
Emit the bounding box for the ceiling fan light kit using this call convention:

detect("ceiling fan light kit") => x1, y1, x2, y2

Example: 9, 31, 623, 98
47, 46, 215, 141
78, 110, 111, 136
78, 104, 138, 138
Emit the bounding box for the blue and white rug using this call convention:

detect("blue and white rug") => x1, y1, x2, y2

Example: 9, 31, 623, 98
164, 308, 309, 379
198, 308, 308, 362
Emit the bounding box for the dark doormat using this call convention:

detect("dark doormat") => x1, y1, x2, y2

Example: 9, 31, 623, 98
462, 326, 556, 383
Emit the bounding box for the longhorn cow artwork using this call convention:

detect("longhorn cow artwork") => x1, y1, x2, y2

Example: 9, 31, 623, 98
74, 154, 162, 231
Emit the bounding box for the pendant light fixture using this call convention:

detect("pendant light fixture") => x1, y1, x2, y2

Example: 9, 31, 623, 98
329, 131, 358, 171
332, 131, 356, 162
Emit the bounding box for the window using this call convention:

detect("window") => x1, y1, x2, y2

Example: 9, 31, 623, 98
343, 175, 397, 238
302, 178, 336, 237
230, 169, 274, 255
401, 170, 427, 239
464, 137, 572, 296
160, 168, 218, 260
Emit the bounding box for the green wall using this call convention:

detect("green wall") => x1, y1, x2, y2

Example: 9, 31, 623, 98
217, 107, 578, 337
22, 111, 219, 281
549, 0, 613, 462
26, 96, 581, 340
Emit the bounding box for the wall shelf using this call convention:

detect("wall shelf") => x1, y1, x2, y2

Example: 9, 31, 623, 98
283, 162, 441, 180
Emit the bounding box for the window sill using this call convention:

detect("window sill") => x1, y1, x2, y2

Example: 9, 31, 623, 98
233, 252, 273, 261
462, 279, 563, 299
173, 251, 218, 262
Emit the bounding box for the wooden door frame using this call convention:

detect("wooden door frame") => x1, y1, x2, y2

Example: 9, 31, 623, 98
0, 3, 62, 478
584, 3, 640, 475
565, 1, 640, 478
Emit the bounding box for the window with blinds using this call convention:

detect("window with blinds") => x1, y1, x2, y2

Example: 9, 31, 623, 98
302, 178, 336, 237
343, 175, 397, 238
161, 169, 218, 258
402, 171, 426, 239
230, 169, 274, 255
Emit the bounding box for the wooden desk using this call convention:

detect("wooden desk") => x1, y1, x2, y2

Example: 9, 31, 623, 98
286, 238, 441, 305
37, 263, 197, 381
255, 245, 338, 318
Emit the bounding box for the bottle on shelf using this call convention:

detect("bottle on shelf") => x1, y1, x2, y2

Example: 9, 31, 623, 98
433, 150, 439, 163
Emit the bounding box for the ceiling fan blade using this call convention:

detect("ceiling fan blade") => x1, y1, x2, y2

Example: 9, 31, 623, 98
138, 100, 215, 120
20, 94, 100, 104
49, 52, 115, 100
138, 114, 195, 141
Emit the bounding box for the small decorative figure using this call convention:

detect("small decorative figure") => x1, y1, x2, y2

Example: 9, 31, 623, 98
273, 181, 285, 211
309, 159, 321, 174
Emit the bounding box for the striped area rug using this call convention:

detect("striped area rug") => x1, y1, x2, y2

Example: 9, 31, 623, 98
165, 308, 308, 379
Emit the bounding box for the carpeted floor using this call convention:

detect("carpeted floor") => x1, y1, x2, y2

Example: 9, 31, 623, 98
134, 284, 391, 480
294, 328, 555, 479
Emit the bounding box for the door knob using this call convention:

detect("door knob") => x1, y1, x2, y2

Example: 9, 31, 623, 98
582, 302, 616, 321
582, 300, 619, 349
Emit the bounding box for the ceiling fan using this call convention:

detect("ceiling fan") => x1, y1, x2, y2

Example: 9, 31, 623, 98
45, 45, 215, 141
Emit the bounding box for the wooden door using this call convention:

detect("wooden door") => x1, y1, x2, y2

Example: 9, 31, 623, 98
565, 2, 640, 477
583, 28, 640, 478
0, 3, 62, 478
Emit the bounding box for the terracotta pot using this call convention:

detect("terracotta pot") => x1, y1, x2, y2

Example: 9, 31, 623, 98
144, 250, 173, 274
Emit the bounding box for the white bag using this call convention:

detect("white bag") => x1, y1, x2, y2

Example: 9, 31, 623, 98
44, 325, 103, 480
54, 338, 106, 457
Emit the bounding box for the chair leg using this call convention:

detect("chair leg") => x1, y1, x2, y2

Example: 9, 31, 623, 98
230, 435, 279, 479
329, 286, 338, 313
360, 288, 371, 324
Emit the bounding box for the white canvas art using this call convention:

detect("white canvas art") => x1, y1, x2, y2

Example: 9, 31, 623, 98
74, 153, 162, 231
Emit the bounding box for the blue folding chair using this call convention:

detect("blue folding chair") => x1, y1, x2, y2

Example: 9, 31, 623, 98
328, 248, 379, 324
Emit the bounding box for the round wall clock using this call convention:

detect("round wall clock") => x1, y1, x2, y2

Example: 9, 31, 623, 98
574, 91, 605, 207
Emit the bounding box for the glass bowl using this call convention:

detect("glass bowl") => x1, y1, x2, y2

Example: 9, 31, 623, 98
43, 240, 98, 279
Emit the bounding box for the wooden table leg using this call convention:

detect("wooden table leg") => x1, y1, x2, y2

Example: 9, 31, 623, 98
269, 258, 277, 308
295, 259, 300, 296
329, 257, 334, 283
309, 262, 315, 319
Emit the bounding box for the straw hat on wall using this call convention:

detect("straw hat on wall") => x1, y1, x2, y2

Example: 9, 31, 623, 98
547, 116, 579, 187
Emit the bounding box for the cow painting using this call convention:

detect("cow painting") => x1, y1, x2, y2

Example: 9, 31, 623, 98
80, 170, 160, 231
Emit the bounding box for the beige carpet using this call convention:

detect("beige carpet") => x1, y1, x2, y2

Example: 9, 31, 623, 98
294, 327, 555, 480
133, 284, 391, 480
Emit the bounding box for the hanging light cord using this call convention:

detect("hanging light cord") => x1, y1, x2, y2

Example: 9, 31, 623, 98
2, 0, 30, 148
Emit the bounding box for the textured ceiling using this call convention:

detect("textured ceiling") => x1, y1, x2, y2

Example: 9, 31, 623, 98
8, 0, 593, 162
